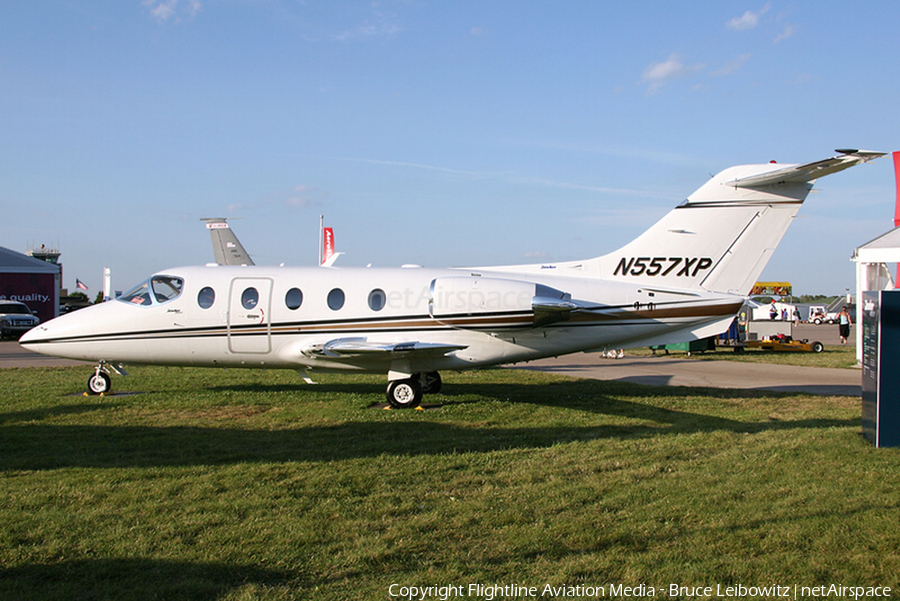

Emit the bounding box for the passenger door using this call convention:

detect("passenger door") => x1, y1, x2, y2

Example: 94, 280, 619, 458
227, 277, 273, 354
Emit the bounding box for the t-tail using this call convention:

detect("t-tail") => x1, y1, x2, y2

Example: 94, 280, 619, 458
590, 150, 884, 295
201, 218, 255, 266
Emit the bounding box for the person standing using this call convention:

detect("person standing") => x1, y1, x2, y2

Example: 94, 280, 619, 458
838, 306, 852, 344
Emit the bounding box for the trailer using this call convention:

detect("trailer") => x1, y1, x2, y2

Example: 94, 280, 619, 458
744, 335, 824, 353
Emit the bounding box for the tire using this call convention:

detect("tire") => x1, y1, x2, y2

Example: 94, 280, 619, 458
417, 371, 442, 395
810, 341, 824, 353
813, 318, 822, 325
386, 378, 422, 409
87, 371, 112, 395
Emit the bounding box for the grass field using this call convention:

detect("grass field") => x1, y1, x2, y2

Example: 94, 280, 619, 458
1, 365, 897, 600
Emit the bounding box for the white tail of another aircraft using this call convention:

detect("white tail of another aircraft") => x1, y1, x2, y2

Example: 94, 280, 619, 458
587, 150, 884, 295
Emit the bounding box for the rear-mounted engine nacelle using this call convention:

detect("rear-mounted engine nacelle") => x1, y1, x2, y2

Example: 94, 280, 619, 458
428, 276, 575, 329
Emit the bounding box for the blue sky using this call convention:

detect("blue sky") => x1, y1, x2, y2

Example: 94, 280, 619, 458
2, 1, 898, 296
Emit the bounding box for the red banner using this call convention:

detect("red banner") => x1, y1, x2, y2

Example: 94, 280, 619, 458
322, 227, 335, 265
0, 272, 58, 323
894, 151, 900, 228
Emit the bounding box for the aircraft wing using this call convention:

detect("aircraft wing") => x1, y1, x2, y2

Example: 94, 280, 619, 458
202, 218, 255, 266
303, 338, 467, 360
729, 149, 885, 188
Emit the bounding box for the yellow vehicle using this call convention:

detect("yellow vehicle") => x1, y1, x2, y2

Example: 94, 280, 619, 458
744, 336, 824, 353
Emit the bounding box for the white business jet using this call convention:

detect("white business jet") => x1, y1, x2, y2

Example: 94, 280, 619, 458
21, 150, 883, 407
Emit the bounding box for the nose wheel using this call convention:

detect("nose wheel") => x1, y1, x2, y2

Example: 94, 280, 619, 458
87, 369, 112, 395
85, 362, 127, 396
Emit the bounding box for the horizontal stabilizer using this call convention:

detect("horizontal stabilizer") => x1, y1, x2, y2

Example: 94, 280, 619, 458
728, 150, 885, 188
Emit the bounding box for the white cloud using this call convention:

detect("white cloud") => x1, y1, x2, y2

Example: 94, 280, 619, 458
332, 13, 401, 42
727, 4, 770, 30
285, 185, 316, 208
711, 53, 752, 77
774, 25, 795, 43
143, 0, 201, 24
641, 54, 705, 95
334, 157, 490, 178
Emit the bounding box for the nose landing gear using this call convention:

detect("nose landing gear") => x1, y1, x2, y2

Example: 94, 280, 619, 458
86, 362, 128, 396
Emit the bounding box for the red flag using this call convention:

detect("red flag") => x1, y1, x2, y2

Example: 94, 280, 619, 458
322, 227, 335, 265
894, 151, 900, 228
76, 279, 88, 291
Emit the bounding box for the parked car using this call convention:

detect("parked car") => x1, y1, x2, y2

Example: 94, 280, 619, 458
807, 305, 839, 325
0, 301, 40, 339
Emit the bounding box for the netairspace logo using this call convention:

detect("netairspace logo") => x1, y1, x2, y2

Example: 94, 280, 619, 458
386, 582, 893, 600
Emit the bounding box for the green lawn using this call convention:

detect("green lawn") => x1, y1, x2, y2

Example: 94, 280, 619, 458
0, 366, 896, 600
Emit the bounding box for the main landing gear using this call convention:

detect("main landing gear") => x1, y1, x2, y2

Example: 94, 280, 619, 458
385, 371, 442, 409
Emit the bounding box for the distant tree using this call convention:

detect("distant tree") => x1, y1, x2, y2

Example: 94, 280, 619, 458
796, 294, 838, 304
94, 291, 105, 304
69, 292, 88, 302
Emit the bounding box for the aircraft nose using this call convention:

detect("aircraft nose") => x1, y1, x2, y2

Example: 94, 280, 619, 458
18, 323, 45, 346
17, 305, 101, 357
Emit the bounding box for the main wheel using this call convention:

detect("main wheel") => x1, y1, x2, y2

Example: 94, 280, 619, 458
87, 371, 112, 395
417, 371, 442, 395
386, 378, 423, 409
810, 341, 824, 353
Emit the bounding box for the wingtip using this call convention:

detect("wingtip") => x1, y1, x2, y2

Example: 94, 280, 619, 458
835, 148, 886, 160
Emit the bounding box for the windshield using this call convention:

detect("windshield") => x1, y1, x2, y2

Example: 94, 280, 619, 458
118, 276, 184, 306
0, 304, 31, 315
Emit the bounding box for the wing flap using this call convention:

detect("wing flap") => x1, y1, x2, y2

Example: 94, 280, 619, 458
304, 337, 467, 360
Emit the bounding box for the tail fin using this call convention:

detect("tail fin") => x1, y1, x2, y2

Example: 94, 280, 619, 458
201, 218, 255, 266
591, 150, 883, 295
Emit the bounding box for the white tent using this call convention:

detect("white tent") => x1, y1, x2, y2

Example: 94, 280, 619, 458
852, 227, 900, 362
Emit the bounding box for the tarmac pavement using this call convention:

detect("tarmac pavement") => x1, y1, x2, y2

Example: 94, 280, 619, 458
517, 353, 861, 396
0, 340, 90, 368
514, 322, 861, 397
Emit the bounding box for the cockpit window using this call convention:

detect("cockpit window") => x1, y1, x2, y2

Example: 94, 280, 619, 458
119, 282, 152, 306
152, 276, 183, 303
118, 276, 184, 306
